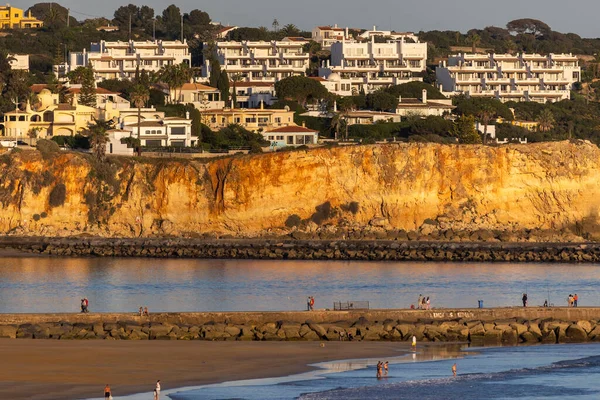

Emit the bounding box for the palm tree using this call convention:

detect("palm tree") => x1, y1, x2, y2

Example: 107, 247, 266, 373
272, 19, 279, 32
130, 83, 150, 156
86, 119, 113, 161
469, 33, 481, 54
477, 104, 495, 144
331, 113, 349, 141
536, 109, 556, 132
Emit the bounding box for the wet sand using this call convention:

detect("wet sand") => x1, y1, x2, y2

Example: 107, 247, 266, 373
0, 339, 461, 400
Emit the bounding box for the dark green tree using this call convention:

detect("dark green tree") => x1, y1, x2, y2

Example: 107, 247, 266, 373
217, 70, 230, 104
79, 64, 97, 107
275, 76, 328, 106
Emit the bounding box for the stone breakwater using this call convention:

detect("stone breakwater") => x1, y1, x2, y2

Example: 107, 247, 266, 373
3, 237, 600, 262
2, 309, 600, 344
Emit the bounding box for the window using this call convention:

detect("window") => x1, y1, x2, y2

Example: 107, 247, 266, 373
268, 136, 274, 140
276, 135, 284, 140
287, 136, 294, 145
145, 130, 151, 134
171, 127, 186, 135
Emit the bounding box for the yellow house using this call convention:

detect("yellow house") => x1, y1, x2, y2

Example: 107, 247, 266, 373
2, 92, 96, 139
202, 107, 295, 132
0, 5, 43, 29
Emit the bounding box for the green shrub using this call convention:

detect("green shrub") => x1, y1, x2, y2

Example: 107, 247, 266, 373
36, 139, 60, 159
285, 214, 302, 228
48, 183, 66, 207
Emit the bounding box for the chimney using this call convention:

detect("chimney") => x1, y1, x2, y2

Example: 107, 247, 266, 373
422, 89, 427, 104
185, 111, 190, 119
334, 24, 338, 28
333, 100, 338, 112
373, 25, 376, 31
302, 121, 306, 127
345, 27, 349, 38
398, 95, 402, 103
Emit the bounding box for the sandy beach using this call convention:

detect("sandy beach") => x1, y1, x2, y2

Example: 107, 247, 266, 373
0, 339, 463, 400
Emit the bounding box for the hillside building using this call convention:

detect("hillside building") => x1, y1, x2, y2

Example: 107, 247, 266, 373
203, 39, 309, 82
54, 40, 191, 82
436, 53, 581, 103
0, 5, 43, 29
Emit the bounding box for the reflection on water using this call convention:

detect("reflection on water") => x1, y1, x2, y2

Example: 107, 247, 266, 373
0, 257, 599, 312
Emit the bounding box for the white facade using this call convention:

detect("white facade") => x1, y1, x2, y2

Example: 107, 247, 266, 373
170, 83, 225, 110
203, 39, 310, 83
358, 26, 419, 43
312, 25, 352, 49
8, 54, 29, 70
55, 40, 191, 82
395, 90, 454, 117
232, 81, 277, 108
125, 116, 193, 148
263, 125, 318, 148
436, 53, 581, 103
106, 129, 135, 155
318, 39, 427, 94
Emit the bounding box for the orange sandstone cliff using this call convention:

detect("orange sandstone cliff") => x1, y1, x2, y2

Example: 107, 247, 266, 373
0, 141, 598, 240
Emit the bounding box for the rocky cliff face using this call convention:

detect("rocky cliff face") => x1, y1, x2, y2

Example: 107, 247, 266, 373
1, 141, 599, 240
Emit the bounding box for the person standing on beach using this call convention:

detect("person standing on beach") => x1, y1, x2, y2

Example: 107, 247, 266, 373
568, 294, 573, 307
412, 335, 417, 350
156, 379, 161, 398
452, 363, 457, 377
522, 293, 527, 307
153, 388, 158, 400
104, 384, 111, 399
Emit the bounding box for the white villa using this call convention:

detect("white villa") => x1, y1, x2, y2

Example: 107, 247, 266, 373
436, 53, 581, 103
263, 124, 319, 148
202, 39, 310, 83
124, 115, 193, 148
169, 83, 225, 110
358, 26, 419, 43
318, 38, 427, 95
395, 89, 455, 117
312, 25, 352, 49
232, 81, 277, 108
54, 40, 191, 82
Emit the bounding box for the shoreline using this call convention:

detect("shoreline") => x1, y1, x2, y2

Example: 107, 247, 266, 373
1, 236, 600, 262
0, 339, 436, 400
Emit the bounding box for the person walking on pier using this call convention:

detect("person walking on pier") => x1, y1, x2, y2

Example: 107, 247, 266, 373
574, 294, 579, 307
417, 294, 423, 309
310, 296, 315, 311
522, 293, 528, 307
568, 294, 573, 307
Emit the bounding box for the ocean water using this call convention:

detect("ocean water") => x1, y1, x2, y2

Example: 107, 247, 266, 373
149, 343, 600, 400
1, 257, 600, 312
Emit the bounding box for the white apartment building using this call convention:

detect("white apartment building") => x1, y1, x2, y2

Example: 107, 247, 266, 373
318, 38, 427, 95
202, 39, 310, 82
55, 40, 191, 82
232, 81, 277, 108
312, 25, 352, 49
436, 53, 581, 103
358, 26, 419, 43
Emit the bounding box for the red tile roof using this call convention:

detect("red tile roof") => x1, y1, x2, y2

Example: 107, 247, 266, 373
179, 83, 218, 91
266, 125, 318, 133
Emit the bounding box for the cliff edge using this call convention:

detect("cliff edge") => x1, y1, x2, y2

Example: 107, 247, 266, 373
1, 141, 598, 240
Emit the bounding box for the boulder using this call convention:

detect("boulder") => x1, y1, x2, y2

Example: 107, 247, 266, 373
501, 329, 518, 344
527, 323, 542, 339
565, 324, 588, 342
259, 322, 278, 335
302, 330, 320, 341
541, 329, 557, 344
510, 323, 528, 336
298, 324, 312, 337
469, 323, 485, 337
483, 329, 502, 344
576, 320, 593, 334
520, 332, 539, 343
0, 325, 18, 339
394, 324, 414, 339
224, 326, 241, 337
149, 325, 172, 339
307, 322, 327, 338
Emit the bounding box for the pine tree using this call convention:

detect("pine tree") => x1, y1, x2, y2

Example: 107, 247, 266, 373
209, 59, 221, 88
79, 64, 97, 107
217, 70, 230, 104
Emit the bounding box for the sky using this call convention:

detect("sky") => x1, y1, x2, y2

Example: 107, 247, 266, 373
12, 0, 600, 38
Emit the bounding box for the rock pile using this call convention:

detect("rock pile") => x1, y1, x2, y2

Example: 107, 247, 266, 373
2, 237, 600, 263
1, 317, 600, 344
